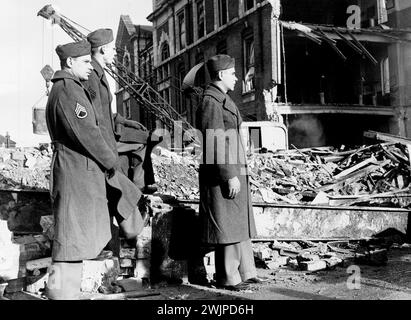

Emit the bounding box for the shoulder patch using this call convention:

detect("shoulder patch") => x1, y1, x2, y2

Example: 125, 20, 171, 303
75, 102, 88, 119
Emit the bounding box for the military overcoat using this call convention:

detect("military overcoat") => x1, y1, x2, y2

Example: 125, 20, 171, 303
84, 60, 143, 222
46, 70, 117, 261
84, 59, 117, 152
195, 84, 257, 244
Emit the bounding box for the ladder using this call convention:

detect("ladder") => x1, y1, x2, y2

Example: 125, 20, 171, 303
37, 5, 199, 144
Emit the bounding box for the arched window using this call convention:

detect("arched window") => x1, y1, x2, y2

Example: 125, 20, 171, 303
123, 49, 131, 73
161, 42, 170, 61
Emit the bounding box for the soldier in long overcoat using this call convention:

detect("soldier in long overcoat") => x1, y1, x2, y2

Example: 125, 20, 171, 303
195, 55, 261, 289
45, 41, 117, 299
84, 29, 148, 256
86, 28, 157, 194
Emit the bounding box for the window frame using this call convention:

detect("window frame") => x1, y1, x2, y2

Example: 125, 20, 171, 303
244, 0, 256, 12
242, 30, 255, 94
196, 0, 205, 39
177, 9, 186, 51
218, 0, 229, 27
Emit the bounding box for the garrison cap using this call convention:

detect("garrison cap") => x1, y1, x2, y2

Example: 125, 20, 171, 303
206, 54, 235, 74
87, 28, 114, 48
55, 40, 91, 61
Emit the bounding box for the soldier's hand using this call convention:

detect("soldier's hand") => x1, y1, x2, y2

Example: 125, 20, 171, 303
124, 119, 147, 131
227, 176, 240, 199
106, 168, 115, 179
106, 159, 122, 179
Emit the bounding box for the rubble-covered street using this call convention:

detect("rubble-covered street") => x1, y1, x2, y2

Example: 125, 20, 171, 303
140, 247, 411, 301
1, 142, 411, 301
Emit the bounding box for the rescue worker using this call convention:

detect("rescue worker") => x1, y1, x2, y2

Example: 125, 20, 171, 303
195, 54, 265, 290
45, 40, 117, 299
84, 28, 155, 257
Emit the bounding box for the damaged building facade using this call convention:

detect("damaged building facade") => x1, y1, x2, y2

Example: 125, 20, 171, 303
115, 17, 157, 129
116, 0, 411, 148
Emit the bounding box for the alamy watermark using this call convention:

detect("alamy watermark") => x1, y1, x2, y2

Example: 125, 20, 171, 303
346, 265, 361, 290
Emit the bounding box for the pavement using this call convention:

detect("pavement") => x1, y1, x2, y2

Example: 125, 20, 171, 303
3, 247, 411, 301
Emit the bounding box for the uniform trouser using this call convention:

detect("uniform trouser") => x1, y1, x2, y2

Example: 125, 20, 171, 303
214, 239, 257, 286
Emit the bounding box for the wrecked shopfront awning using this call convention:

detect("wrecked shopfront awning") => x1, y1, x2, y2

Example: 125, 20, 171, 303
280, 21, 411, 64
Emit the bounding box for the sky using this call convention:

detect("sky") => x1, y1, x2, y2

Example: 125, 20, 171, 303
0, 0, 153, 147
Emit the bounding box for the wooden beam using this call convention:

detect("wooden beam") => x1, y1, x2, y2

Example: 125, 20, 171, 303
314, 29, 347, 61
178, 199, 411, 212
296, 30, 322, 45
333, 28, 363, 55
364, 130, 411, 145
346, 30, 378, 65
276, 104, 396, 116
333, 156, 376, 180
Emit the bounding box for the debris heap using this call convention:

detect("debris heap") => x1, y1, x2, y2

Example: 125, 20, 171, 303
1, 140, 410, 207
152, 148, 199, 200
252, 229, 410, 272
0, 146, 50, 191
152, 143, 411, 207
248, 143, 411, 207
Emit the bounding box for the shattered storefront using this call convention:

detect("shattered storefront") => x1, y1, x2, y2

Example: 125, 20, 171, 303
271, 0, 411, 148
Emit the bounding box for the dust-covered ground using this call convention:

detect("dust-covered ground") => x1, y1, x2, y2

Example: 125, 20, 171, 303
136, 247, 411, 301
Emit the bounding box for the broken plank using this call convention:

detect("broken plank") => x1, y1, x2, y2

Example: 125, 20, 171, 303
333, 156, 376, 180
319, 162, 387, 192
364, 130, 411, 145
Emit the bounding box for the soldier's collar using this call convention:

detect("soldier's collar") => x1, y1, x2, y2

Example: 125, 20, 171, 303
51, 70, 82, 84
91, 58, 105, 78
204, 83, 226, 103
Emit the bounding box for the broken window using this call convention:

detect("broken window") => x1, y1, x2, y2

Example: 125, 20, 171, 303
218, 0, 228, 26
157, 67, 163, 82
157, 43, 170, 82
122, 50, 131, 75
177, 10, 186, 50
157, 64, 170, 82
196, 0, 205, 39
245, 0, 255, 12
242, 31, 255, 93
161, 42, 170, 61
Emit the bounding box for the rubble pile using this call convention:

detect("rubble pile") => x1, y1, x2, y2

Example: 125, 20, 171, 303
1, 141, 410, 207
152, 143, 411, 207
249, 143, 411, 206
0, 146, 50, 191
252, 232, 410, 273
151, 148, 199, 200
